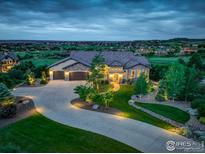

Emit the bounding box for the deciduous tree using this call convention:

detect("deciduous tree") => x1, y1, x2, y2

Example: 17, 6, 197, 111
165, 63, 186, 101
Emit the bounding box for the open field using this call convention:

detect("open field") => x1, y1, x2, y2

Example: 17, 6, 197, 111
22, 58, 61, 67
148, 56, 190, 65
0, 113, 139, 153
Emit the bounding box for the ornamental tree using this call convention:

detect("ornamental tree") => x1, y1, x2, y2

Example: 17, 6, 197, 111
88, 54, 106, 92
0, 83, 14, 106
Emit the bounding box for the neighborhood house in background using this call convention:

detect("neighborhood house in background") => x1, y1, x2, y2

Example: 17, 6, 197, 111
48, 51, 150, 83
0, 52, 19, 72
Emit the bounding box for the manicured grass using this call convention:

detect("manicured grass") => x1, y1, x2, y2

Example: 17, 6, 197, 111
110, 85, 176, 130
0, 113, 139, 153
148, 56, 190, 65
136, 102, 190, 124
23, 58, 61, 67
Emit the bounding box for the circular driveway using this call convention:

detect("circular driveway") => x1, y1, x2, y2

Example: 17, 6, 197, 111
13, 81, 196, 153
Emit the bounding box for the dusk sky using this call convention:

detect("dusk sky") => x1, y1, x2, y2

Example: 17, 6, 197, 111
0, 0, 205, 40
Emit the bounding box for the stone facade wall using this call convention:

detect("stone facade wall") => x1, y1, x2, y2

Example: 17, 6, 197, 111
126, 65, 149, 80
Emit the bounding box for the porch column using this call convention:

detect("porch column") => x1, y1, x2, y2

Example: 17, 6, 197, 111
64, 71, 69, 81
49, 70, 53, 80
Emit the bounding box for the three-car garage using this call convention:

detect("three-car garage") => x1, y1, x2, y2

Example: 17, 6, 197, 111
52, 71, 88, 81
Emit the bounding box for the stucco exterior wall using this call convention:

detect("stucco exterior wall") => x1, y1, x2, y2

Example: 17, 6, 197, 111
64, 63, 89, 72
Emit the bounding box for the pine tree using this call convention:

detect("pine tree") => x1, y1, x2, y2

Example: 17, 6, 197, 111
134, 74, 148, 96
155, 79, 168, 101
165, 63, 186, 101
0, 83, 14, 106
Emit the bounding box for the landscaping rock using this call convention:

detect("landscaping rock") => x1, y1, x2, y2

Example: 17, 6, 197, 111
193, 130, 205, 137
186, 108, 198, 116
131, 95, 140, 101
199, 135, 205, 141
92, 104, 99, 110
128, 100, 135, 105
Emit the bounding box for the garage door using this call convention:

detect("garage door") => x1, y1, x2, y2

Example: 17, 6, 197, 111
69, 72, 88, 81
53, 71, 65, 80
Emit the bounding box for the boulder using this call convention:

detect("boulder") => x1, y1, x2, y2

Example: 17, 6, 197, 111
128, 100, 135, 105
186, 108, 198, 116
92, 104, 99, 110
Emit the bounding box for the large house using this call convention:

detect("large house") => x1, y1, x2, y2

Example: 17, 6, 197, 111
0, 52, 19, 72
48, 51, 150, 83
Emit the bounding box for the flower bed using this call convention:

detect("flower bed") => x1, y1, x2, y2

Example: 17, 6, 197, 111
71, 98, 125, 117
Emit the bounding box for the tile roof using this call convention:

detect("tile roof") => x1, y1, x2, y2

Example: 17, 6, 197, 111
70, 51, 150, 68
0, 52, 18, 61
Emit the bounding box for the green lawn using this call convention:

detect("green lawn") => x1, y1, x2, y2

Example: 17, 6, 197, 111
0, 113, 139, 153
136, 102, 190, 124
110, 85, 176, 130
22, 58, 61, 67
148, 56, 190, 65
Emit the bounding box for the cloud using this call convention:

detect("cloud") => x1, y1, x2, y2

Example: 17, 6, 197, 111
0, 0, 204, 40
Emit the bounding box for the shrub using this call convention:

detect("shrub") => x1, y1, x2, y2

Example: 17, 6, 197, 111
0, 73, 16, 89
74, 85, 94, 102
26, 71, 35, 85
198, 104, 205, 117
149, 65, 169, 81
40, 71, 48, 84
133, 74, 147, 96
101, 91, 113, 108
92, 93, 103, 104
0, 83, 14, 105
191, 99, 205, 109
199, 117, 205, 125
155, 80, 168, 101
0, 104, 17, 118
0, 143, 21, 152
147, 80, 154, 93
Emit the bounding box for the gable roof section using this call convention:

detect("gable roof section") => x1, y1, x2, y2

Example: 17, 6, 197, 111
0, 52, 18, 61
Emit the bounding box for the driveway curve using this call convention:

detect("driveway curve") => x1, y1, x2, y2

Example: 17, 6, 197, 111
13, 81, 197, 153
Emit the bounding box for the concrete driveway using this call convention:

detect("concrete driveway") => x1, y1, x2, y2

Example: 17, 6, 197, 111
13, 81, 199, 153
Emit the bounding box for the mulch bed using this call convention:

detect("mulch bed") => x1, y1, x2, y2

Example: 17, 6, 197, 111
71, 98, 125, 117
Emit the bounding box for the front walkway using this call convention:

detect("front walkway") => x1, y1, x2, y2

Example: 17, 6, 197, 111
13, 80, 200, 153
